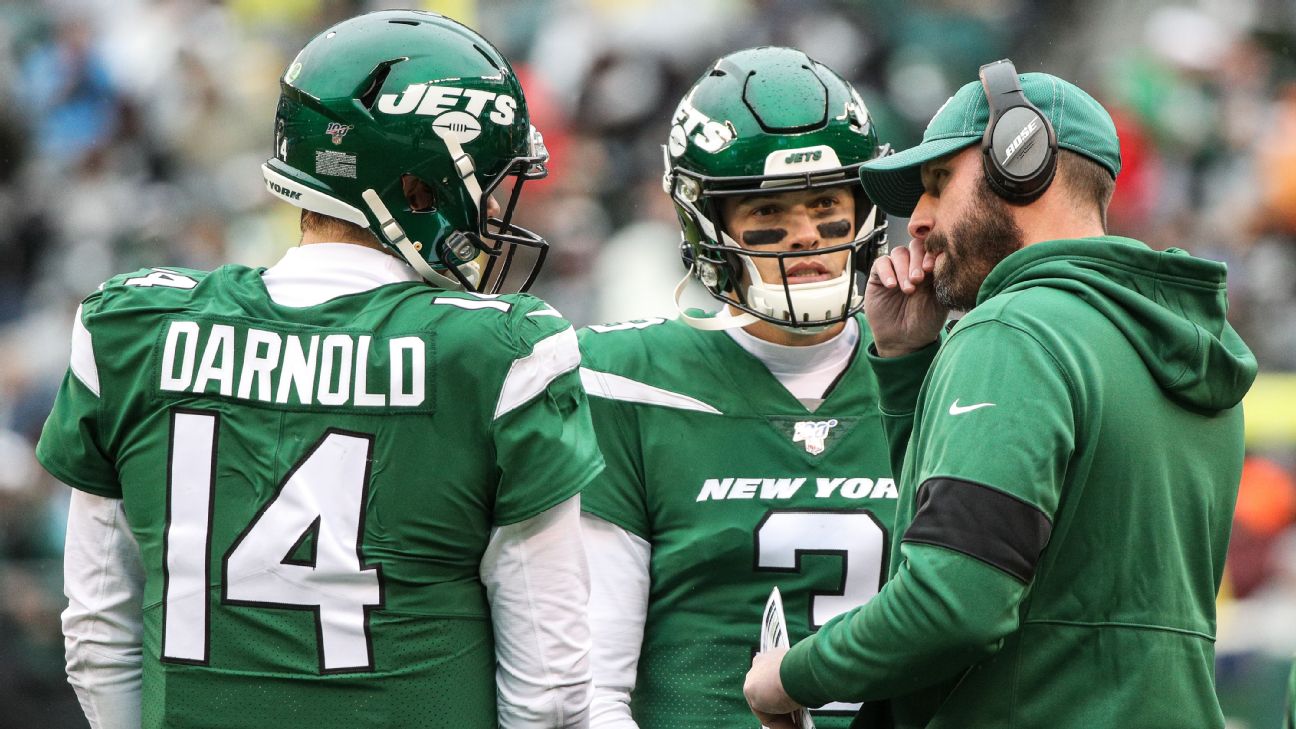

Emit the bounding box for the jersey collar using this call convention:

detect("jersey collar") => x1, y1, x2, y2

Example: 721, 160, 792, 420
261, 243, 421, 307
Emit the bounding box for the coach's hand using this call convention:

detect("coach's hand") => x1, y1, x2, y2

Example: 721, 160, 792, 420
864, 237, 947, 357
745, 648, 800, 729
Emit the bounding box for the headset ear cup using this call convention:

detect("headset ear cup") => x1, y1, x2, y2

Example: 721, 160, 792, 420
979, 60, 1058, 204
982, 143, 1019, 200
984, 107, 1055, 202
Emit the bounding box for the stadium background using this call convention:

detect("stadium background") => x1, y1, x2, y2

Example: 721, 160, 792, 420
0, 0, 1293, 726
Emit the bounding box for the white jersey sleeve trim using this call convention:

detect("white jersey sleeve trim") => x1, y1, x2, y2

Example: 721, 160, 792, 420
481, 495, 593, 728
583, 514, 650, 729
63, 490, 145, 729
494, 327, 581, 420
579, 368, 722, 415
433, 296, 513, 312
70, 305, 101, 397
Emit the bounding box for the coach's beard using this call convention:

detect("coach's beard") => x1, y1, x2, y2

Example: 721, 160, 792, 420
929, 178, 1026, 312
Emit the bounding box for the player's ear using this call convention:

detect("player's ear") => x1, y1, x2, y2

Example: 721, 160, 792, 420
401, 175, 437, 213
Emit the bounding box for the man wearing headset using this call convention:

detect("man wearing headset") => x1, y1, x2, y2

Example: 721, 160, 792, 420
744, 62, 1256, 728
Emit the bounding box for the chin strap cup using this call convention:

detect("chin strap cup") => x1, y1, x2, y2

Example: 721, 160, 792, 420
674, 269, 760, 331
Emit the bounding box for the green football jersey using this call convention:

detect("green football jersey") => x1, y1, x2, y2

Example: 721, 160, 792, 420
37, 265, 603, 729
578, 316, 897, 729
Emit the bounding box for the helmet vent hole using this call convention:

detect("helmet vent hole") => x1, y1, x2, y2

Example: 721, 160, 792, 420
709, 69, 725, 77
388, 20, 420, 26
357, 60, 399, 111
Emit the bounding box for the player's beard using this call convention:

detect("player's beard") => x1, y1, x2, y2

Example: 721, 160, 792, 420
927, 177, 1025, 311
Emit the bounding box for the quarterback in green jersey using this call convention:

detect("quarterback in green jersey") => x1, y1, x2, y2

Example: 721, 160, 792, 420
38, 12, 601, 729
745, 61, 1257, 729
579, 47, 896, 729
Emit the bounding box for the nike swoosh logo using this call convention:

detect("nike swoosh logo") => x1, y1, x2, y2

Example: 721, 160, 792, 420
949, 399, 996, 415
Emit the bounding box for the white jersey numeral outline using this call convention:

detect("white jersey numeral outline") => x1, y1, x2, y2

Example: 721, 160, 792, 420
755, 509, 887, 716
161, 410, 384, 672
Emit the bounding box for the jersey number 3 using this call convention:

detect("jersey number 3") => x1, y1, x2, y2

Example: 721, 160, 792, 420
161, 410, 383, 673
755, 510, 886, 715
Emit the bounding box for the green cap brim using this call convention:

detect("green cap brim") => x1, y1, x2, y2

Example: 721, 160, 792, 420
859, 136, 980, 217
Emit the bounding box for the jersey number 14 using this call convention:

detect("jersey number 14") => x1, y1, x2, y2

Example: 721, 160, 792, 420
160, 409, 383, 673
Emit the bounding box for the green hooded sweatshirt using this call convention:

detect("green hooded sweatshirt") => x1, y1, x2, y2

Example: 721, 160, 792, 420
1286, 659, 1296, 729
780, 236, 1257, 729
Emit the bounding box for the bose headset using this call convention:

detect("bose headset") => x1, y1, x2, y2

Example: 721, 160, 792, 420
979, 59, 1058, 204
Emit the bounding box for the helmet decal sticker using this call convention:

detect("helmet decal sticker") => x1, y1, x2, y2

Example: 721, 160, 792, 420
377, 83, 516, 126
488, 96, 516, 125
431, 111, 482, 144
669, 100, 735, 155
667, 124, 688, 158
267, 178, 303, 200
275, 118, 288, 161
785, 150, 822, 164
376, 83, 424, 114
315, 150, 357, 178
325, 123, 353, 145
844, 88, 872, 132
762, 145, 842, 177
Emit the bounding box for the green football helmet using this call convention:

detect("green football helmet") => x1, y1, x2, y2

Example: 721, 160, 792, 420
263, 10, 549, 292
663, 46, 889, 331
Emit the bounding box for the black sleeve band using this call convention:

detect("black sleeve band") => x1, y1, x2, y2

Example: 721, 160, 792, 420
901, 477, 1052, 583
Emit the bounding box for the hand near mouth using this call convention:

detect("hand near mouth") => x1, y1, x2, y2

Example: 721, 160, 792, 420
865, 237, 948, 356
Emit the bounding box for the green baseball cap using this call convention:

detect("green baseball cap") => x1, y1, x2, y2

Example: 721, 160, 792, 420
859, 71, 1121, 217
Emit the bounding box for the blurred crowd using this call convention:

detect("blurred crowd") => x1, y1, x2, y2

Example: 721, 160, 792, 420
0, 0, 1293, 726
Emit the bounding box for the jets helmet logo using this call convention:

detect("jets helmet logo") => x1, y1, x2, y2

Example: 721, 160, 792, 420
376, 83, 517, 127
668, 99, 735, 157
431, 111, 482, 144
792, 419, 838, 455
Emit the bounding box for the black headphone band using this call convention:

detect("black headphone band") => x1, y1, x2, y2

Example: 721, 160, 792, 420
980, 60, 1029, 119
979, 59, 1057, 203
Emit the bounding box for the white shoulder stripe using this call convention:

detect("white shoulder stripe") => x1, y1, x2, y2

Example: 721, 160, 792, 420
70, 305, 101, 397
433, 297, 512, 312
495, 327, 581, 420
579, 367, 721, 415
527, 307, 562, 318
